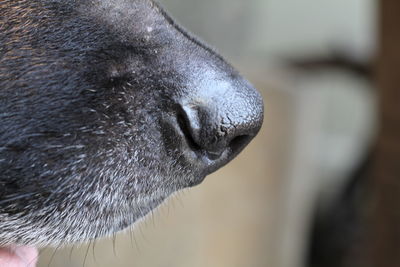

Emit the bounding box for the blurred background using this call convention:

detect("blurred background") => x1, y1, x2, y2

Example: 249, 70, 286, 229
38, 0, 379, 266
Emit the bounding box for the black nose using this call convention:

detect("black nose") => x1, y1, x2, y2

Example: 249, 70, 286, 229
178, 78, 264, 163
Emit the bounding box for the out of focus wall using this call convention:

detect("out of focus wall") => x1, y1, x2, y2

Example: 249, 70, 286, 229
162, 0, 375, 63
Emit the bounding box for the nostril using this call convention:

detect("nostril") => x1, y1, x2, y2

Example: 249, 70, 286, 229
176, 109, 225, 160
176, 101, 260, 162
176, 112, 202, 152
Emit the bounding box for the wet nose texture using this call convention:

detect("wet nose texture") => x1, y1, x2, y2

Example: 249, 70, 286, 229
178, 79, 264, 163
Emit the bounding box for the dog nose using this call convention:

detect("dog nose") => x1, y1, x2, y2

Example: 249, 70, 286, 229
179, 77, 264, 162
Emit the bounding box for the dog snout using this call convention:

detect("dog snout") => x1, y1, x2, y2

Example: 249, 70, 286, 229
177, 70, 264, 168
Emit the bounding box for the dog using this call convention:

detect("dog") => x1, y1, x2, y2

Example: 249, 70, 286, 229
0, 0, 264, 247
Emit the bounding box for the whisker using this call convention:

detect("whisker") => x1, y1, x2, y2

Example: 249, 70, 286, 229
131, 227, 141, 252
112, 233, 118, 258
28, 247, 47, 267
92, 239, 98, 265
68, 245, 75, 261
150, 209, 156, 228
47, 245, 61, 267
129, 226, 134, 249
82, 241, 92, 267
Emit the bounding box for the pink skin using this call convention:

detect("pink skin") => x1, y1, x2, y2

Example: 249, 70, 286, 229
0, 246, 38, 267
